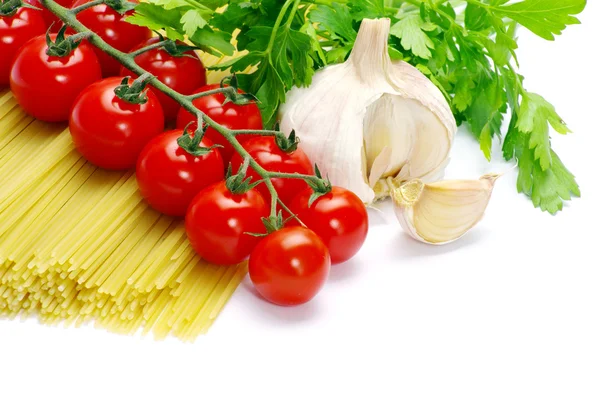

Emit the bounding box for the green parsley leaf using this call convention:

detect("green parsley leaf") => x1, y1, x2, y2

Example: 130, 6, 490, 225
516, 135, 580, 214
517, 92, 570, 170
180, 9, 209, 36
349, 0, 387, 20
490, 0, 586, 40
464, 2, 492, 31
390, 14, 437, 59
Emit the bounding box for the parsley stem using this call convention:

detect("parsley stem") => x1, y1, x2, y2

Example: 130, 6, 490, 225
285, 0, 302, 28
265, 0, 295, 56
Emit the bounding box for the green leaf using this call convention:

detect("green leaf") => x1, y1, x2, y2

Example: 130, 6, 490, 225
465, 76, 505, 139
465, 3, 493, 31
146, 0, 191, 10
180, 9, 209, 37
452, 71, 476, 112
349, 0, 386, 20
390, 14, 437, 59
309, 3, 357, 43
516, 92, 570, 170
516, 135, 580, 214
484, 21, 517, 66
126, 3, 183, 32
190, 27, 235, 56
491, 0, 586, 40
301, 21, 327, 66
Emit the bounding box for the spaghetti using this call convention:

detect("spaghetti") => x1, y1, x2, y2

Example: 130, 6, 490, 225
0, 83, 246, 340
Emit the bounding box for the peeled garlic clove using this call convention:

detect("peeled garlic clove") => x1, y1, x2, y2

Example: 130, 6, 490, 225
392, 174, 500, 244
280, 18, 456, 204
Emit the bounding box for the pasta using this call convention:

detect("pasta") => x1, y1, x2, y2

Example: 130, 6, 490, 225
0, 85, 247, 341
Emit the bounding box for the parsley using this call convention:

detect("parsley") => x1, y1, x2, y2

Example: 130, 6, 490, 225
127, 0, 586, 213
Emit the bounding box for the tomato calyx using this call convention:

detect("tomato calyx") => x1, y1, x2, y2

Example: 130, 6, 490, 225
114, 74, 154, 105
275, 129, 300, 153
0, 0, 38, 16
45, 25, 92, 57
154, 32, 201, 58
220, 74, 258, 106
177, 123, 222, 157
225, 157, 260, 195
103, 0, 136, 14
305, 165, 333, 206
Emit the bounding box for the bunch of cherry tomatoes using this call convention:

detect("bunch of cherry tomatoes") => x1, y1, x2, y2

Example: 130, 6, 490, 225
0, 0, 369, 306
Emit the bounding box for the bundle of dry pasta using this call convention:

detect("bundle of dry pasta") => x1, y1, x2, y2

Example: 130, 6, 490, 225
0, 86, 246, 341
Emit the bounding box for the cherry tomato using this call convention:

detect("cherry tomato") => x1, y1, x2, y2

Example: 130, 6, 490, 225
176, 84, 263, 164
123, 37, 206, 122
230, 136, 314, 206
186, 181, 269, 265
137, 130, 224, 217
10, 34, 101, 122
289, 186, 368, 265
70, 76, 164, 170
71, 0, 151, 76
249, 226, 331, 306
28, 0, 73, 32
0, 5, 46, 85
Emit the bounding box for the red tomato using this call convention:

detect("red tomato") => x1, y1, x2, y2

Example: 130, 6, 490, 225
28, 0, 73, 32
230, 136, 314, 206
71, 0, 151, 76
0, 5, 46, 85
123, 37, 206, 122
176, 84, 263, 164
289, 186, 368, 264
70, 76, 164, 170
136, 130, 224, 217
10, 34, 101, 122
186, 181, 269, 265
249, 227, 331, 306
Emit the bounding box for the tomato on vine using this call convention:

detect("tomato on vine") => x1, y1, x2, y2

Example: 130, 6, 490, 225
70, 75, 164, 170
186, 175, 269, 266
249, 227, 331, 306
0, 0, 46, 85
10, 28, 101, 122
230, 134, 314, 206
289, 186, 369, 265
137, 129, 224, 217
123, 37, 206, 122
176, 83, 263, 164
71, 0, 151, 76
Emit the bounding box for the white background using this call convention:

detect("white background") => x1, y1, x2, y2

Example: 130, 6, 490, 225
2, 4, 599, 397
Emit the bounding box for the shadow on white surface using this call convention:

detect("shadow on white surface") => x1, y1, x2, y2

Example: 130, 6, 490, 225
328, 257, 360, 283
239, 277, 324, 324
384, 229, 486, 260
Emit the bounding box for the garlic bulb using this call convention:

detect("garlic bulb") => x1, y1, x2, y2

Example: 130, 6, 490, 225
391, 174, 500, 244
280, 18, 456, 204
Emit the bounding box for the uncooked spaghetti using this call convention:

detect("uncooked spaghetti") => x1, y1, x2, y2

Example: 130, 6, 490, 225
0, 84, 246, 341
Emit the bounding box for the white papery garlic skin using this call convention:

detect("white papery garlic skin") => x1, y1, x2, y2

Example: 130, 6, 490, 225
280, 18, 456, 204
391, 174, 500, 245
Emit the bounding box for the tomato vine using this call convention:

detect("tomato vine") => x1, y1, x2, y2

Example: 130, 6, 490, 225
40, 0, 329, 224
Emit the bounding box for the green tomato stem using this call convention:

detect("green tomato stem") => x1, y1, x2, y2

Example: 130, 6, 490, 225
129, 39, 168, 57
40, 0, 322, 221
70, 0, 104, 14
186, 86, 235, 100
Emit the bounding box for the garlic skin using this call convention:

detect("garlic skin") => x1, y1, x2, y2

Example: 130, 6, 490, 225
391, 174, 500, 245
280, 18, 456, 204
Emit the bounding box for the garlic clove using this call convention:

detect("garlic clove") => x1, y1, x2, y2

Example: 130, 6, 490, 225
392, 174, 500, 244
